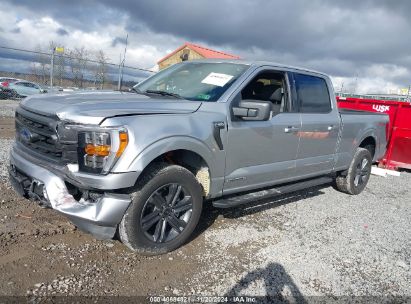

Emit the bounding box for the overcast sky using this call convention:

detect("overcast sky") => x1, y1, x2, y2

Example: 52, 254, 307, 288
1, 0, 410, 93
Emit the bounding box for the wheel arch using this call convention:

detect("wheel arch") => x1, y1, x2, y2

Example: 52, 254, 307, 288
358, 135, 377, 159
127, 136, 219, 198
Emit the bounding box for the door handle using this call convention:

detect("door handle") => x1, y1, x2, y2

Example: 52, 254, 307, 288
284, 126, 300, 133
327, 125, 337, 131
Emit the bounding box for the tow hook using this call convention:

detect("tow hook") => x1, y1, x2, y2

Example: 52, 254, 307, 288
28, 180, 50, 208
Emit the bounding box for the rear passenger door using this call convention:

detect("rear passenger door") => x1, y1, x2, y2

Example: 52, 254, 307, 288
292, 73, 340, 177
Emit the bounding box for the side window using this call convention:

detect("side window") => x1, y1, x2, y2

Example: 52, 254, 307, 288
294, 73, 331, 113
240, 71, 288, 113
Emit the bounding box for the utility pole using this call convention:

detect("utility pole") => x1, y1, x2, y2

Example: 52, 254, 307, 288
117, 53, 122, 91
117, 34, 128, 91
50, 46, 64, 88
354, 73, 358, 94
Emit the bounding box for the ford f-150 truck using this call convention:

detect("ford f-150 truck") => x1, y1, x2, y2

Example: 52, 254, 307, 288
9, 60, 388, 254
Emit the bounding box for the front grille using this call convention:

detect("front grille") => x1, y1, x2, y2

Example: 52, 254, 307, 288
15, 109, 78, 164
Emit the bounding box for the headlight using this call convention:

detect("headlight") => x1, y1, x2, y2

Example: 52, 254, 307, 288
77, 127, 128, 174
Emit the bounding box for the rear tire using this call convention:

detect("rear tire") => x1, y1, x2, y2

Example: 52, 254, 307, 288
119, 163, 203, 255
335, 148, 372, 195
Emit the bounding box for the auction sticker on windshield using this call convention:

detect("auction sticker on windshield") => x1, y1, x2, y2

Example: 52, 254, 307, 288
201, 72, 234, 87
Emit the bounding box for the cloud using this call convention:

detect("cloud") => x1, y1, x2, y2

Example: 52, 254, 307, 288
111, 36, 127, 47
1, 0, 411, 93
56, 28, 69, 36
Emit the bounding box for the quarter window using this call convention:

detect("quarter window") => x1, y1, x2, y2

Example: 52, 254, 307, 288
294, 74, 331, 113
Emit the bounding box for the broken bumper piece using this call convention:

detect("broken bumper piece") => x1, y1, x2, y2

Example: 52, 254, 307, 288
9, 150, 131, 240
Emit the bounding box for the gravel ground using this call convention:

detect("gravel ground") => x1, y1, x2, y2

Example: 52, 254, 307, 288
0, 99, 19, 118
0, 113, 410, 302
0, 139, 13, 181
191, 175, 411, 298
0, 100, 17, 182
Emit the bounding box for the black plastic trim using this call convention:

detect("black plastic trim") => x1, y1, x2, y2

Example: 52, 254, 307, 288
212, 176, 333, 208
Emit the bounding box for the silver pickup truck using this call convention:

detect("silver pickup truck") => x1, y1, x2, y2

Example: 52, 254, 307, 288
9, 60, 388, 254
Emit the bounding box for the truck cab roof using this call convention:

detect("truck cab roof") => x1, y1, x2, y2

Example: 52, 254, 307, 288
185, 58, 329, 78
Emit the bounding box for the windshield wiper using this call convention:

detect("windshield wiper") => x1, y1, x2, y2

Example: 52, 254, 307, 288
145, 89, 183, 99
131, 87, 144, 94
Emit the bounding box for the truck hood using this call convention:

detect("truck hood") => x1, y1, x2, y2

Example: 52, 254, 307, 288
20, 91, 202, 124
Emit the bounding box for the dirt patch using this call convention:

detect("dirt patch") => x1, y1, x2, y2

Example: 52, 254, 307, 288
0, 181, 209, 297
0, 118, 15, 138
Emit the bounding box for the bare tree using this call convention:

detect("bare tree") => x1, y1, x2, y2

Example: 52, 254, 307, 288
29, 61, 40, 83
30, 41, 66, 86
29, 43, 115, 89
54, 53, 66, 87
33, 45, 50, 85
94, 50, 109, 89
67, 47, 89, 88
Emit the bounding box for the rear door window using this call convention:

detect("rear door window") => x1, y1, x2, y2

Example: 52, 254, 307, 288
294, 73, 331, 113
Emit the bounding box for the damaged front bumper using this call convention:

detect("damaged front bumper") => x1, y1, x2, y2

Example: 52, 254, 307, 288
9, 148, 132, 240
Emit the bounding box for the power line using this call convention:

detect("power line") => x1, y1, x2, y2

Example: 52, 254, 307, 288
0, 45, 155, 73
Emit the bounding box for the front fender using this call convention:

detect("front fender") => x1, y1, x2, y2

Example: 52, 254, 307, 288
126, 136, 222, 179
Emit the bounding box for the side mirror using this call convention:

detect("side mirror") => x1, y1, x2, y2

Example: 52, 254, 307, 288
232, 100, 271, 121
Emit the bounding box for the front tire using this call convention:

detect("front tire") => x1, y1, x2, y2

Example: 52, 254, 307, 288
335, 148, 372, 195
119, 163, 203, 255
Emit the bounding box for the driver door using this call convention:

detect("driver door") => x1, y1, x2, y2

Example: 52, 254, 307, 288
223, 69, 301, 195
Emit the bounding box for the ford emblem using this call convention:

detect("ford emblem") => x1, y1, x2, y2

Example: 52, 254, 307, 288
20, 128, 32, 143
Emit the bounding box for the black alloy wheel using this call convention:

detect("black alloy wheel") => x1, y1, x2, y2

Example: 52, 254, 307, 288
140, 183, 193, 243
353, 157, 370, 187
119, 163, 203, 255
335, 147, 372, 195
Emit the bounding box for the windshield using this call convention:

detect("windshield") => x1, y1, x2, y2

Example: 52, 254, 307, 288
134, 62, 249, 101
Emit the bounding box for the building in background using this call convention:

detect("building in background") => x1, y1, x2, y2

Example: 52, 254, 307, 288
157, 42, 240, 70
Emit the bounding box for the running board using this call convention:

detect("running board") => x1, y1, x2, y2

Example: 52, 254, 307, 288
212, 176, 333, 208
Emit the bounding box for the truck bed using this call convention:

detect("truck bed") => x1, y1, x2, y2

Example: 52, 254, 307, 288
334, 110, 389, 172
